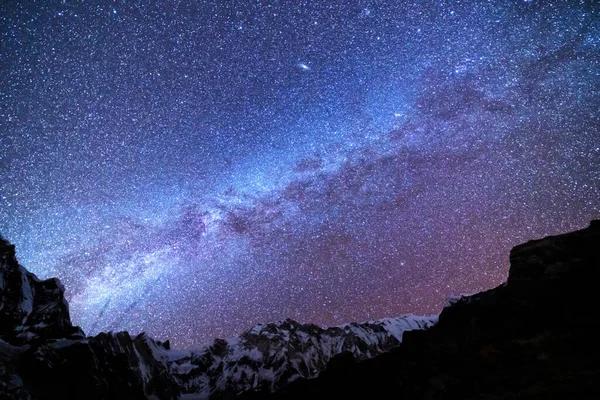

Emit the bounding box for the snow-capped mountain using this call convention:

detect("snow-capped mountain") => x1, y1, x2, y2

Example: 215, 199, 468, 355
164, 315, 437, 398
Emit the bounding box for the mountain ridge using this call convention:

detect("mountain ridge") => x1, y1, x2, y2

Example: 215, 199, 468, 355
164, 313, 436, 398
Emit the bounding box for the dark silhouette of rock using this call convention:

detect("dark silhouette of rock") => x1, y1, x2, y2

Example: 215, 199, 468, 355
0, 235, 81, 343
240, 220, 600, 399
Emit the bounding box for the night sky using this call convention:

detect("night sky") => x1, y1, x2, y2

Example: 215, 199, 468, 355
1, 1, 599, 348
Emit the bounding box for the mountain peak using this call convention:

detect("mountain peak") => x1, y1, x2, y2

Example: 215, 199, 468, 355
167, 313, 437, 398
0, 234, 16, 260
0, 236, 80, 343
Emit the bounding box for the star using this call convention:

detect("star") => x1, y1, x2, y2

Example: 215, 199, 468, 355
1, 0, 598, 349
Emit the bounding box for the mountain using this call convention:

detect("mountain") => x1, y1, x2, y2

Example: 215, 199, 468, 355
0, 234, 434, 400
242, 220, 600, 399
3, 220, 598, 399
165, 315, 436, 398
0, 237, 79, 342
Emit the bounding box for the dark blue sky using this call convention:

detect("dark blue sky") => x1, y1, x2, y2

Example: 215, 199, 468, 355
1, 0, 599, 347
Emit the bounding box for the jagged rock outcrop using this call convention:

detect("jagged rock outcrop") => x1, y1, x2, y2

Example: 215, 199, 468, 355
0, 236, 81, 343
245, 220, 600, 399
11, 331, 179, 400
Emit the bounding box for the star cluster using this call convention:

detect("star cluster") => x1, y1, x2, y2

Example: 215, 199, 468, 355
1, 1, 599, 348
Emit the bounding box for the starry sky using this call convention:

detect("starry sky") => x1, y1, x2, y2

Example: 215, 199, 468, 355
1, 0, 599, 348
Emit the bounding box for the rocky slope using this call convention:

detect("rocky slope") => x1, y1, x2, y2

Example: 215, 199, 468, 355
0, 234, 435, 400
243, 220, 600, 399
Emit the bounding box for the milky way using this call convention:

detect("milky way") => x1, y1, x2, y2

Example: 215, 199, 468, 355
1, 1, 599, 348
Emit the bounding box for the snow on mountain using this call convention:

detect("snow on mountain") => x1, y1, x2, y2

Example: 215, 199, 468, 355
164, 315, 437, 398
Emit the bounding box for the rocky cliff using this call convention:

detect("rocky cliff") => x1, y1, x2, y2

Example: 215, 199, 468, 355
0, 236, 80, 343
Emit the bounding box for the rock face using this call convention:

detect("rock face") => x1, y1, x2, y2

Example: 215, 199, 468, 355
244, 220, 600, 399
0, 234, 435, 400
13, 331, 179, 400
0, 236, 79, 342
167, 315, 436, 398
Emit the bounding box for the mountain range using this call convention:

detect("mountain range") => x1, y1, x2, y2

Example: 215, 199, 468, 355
1, 220, 599, 399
